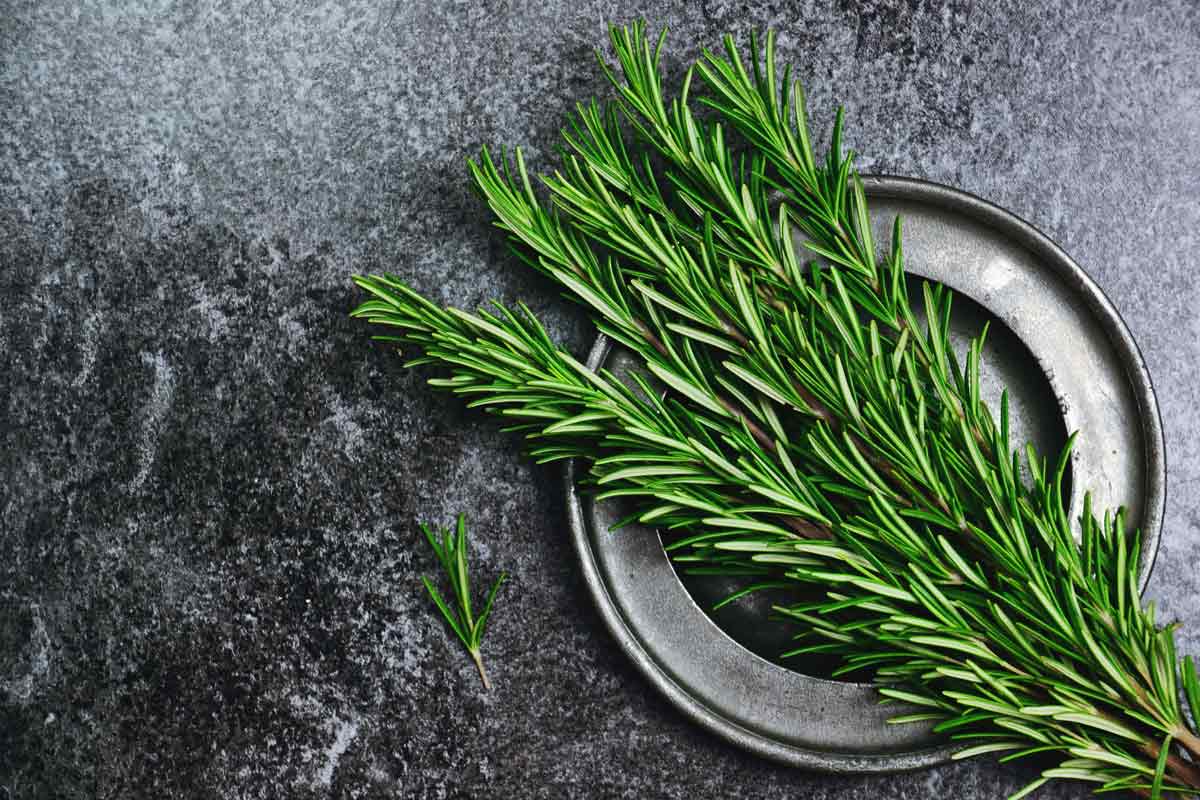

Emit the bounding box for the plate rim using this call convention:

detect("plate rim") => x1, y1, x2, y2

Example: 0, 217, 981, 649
563, 173, 1166, 773
860, 174, 1165, 584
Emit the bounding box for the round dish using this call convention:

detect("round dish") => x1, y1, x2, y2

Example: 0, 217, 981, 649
563, 175, 1166, 772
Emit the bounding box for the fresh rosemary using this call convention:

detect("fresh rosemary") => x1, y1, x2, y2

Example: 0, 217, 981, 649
419, 514, 507, 690
355, 23, 1200, 797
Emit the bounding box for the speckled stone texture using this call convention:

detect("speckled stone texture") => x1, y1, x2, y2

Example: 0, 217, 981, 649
1, 1, 1198, 798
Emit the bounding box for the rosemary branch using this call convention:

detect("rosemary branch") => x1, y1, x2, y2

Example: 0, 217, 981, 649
420, 514, 507, 689
355, 23, 1200, 798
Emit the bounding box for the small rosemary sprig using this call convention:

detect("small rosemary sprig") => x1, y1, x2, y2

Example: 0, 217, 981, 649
354, 22, 1200, 798
420, 514, 507, 690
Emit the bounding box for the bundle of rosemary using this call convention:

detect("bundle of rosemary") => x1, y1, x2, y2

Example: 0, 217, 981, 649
352, 23, 1200, 798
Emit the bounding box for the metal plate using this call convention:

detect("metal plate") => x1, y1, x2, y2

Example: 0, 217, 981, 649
564, 175, 1165, 772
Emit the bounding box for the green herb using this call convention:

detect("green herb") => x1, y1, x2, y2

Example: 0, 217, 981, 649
419, 514, 507, 690
356, 22, 1200, 797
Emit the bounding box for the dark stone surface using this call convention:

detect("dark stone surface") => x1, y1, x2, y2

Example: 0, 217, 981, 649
2, 1, 1197, 797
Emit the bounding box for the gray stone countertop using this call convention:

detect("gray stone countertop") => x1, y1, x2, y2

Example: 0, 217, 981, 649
2, 2, 1198, 798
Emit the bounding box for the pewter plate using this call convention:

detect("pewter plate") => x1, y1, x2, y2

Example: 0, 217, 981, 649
564, 175, 1165, 772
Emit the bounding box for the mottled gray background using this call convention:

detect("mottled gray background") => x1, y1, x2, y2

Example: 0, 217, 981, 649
2, 1, 1198, 798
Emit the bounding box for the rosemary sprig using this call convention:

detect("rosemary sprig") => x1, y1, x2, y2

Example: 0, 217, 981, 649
420, 514, 507, 690
355, 23, 1200, 797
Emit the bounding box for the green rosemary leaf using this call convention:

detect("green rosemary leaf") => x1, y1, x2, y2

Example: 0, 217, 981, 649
1006, 777, 1049, 800
1152, 732, 1173, 799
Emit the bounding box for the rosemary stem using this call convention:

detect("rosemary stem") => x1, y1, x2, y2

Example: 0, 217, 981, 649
779, 515, 833, 541
1169, 752, 1200, 791
1142, 738, 1200, 790
1177, 727, 1200, 768
471, 648, 492, 691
